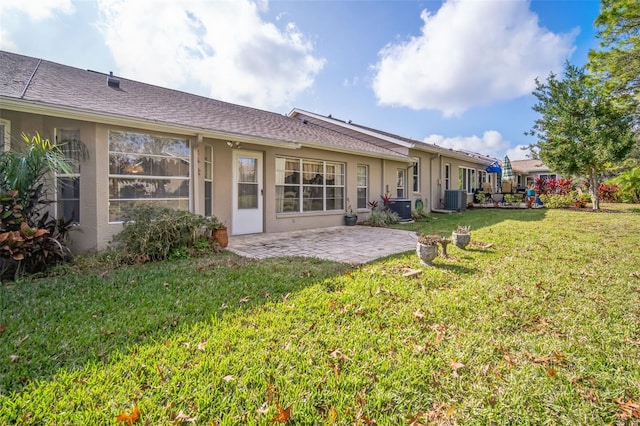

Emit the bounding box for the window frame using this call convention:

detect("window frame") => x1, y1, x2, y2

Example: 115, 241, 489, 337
204, 144, 213, 217
458, 166, 476, 193
396, 168, 405, 198
275, 157, 345, 214
412, 160, 420, 193
444, 163, 451, 190
356, 164, 368, 210
54, 128, 81, 224
108, 130, 191, 223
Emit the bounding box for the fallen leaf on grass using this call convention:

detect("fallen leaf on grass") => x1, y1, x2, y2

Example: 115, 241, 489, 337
10, 354, 19, 362
450, 360, 465, 377
326, 406, 337, 425
413, 309, 425, 321
546, 367, 557, 377
614, 398, 640, 420
239, 297, 250, 304
172, 410, 197, 424
222, 375, 234, 382
196, 341, 206, 351
115, 406, 140, 424
271, 402, 291, 423
16, 334, 29, 346
0, 324, 6, 336
407, 412, 426, 426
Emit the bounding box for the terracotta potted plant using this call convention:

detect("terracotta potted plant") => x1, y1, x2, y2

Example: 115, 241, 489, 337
451, 225, 471, 250
207, 217, 228, 248
416, 233, 441, 266
211, 225, 228, 248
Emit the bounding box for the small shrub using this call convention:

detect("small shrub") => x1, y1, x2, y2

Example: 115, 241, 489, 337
365, 210, 400, 227
598, 183, 619, 202
110, 205, 222, 264
539, 194, 574, 208
411, 206, 429, 221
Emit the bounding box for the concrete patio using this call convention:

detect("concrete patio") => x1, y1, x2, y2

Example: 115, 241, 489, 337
227, 225, 418, 265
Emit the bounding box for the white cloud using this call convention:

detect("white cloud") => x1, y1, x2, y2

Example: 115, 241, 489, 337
0, 0, 74, 21
0, 28, 17, 51
423, 130, 514, 159
505, 144, 533, 161
372, 0, 577, 116
96, 0, 325, 110
0, 0, 74, 50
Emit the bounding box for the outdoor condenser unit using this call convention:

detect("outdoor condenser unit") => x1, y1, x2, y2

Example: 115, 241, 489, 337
388, 198, 412, 221
444, 190, 467, 211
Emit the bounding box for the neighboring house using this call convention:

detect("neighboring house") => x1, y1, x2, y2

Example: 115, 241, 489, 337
510, 159, 561, 189
1, 50, 496, 253
289, 109, 498, 210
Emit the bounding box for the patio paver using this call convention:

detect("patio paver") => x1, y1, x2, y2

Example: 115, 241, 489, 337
227, 226, 417, 264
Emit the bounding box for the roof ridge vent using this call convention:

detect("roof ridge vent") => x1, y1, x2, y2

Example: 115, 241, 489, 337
107, 71, 120, 89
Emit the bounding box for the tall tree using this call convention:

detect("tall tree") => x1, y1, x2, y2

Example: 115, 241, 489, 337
588, 0, 640, 120
527, 63, 637, 209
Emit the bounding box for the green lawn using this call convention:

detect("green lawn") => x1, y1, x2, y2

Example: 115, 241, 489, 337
1, 205, 639, 425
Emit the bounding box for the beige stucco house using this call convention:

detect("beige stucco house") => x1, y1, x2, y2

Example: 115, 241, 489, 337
289, 109, 498, 210
1, 51, 496, 253
510, 159, 560, 189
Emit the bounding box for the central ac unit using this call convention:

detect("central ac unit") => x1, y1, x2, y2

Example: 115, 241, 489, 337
444, 190, 466, 211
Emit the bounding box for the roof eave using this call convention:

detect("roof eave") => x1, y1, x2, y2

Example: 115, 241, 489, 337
290, 108, 415, 149
299, 140, 414, 164
1, 97, 301, 149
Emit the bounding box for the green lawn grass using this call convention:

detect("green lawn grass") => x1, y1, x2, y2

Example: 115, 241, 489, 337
1, 205, 639, 425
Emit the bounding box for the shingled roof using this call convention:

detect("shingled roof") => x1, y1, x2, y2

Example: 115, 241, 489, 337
289, 108, 496, 165
0, 50, 409, 161
510, 159, 551, 173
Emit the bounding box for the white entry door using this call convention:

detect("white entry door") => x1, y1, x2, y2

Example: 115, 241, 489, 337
232, 151, 263, 235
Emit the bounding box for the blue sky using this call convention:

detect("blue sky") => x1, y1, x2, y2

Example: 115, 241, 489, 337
0, 0, 601, 160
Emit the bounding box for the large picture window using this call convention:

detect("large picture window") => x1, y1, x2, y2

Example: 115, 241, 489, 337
55, 128, 81, 223
458, 167, 476, 193
356, 165, 368, 209
108, 131, 190, 222
276, 157, 344, 213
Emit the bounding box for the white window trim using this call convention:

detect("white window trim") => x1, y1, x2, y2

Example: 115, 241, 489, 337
356, 164, 368, 210
54, 128, 81, 223
108, 130, 191, 223
412, 159, 420, 193
203, 144, 213, 217
275, 156, 345, 214
444, 163, 451, 190
458, 166, 477, 194
396, 168, 405, 198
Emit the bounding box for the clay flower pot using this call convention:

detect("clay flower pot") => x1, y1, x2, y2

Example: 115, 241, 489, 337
211, 227, 229, 248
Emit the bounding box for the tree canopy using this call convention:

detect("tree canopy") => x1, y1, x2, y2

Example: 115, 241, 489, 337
528, 62, 637, 209
588, 0, 640, 119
